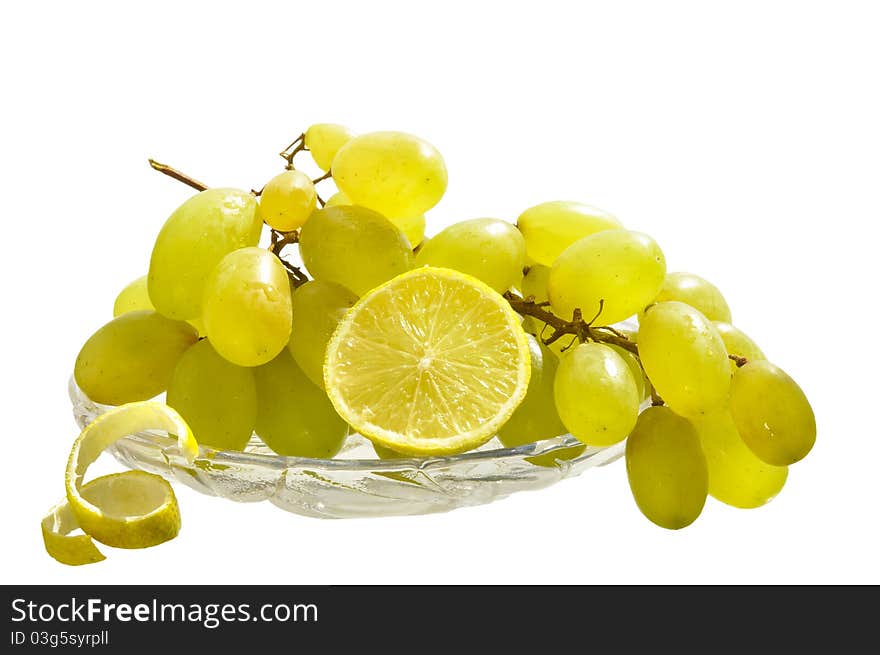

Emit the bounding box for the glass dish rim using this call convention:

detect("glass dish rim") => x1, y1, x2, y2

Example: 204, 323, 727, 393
68, 376, 623, 473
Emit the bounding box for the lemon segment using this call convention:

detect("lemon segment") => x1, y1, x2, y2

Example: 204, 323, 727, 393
43, 402, 197, 565
324, 267, 530, 456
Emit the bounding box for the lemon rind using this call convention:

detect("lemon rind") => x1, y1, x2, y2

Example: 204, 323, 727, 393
43, 402, 197, 565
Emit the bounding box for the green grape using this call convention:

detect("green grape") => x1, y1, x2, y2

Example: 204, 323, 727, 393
625, 406, 708, 530
517, 201, 622, 266
74, 310, 197, 405
113, 275, 154, 316
254, 349, 347, 457
188, 317, 207, 337
654, 272, 732, 322
414, 219, 525, 293
553, 342, 639, 446
498, 335, 567, 447
692, 410, 787, 508
299, 205, 413, 296
548, 230, 666, 324
521, 264, 551, 302
729, 360, 816, 466
713, 321, 765, 373
114, 275, 206, 335
332, 131, 447, 219
259, 170, 316, 232
607, 344, 648, 401
373, 443, 409, 459
324, 191, 350, 208
394, 213, 426, 248
166, 339, 257, 451
638, 301, 730, 417
511, 270, 524, 294
203, 247, 292, 367
322, 190, 425, 247
149, 188, 262, 320
288, 280, 358, 389
304, 123, 355, 170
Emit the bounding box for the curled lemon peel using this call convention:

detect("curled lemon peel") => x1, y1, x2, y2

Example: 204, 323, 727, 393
42, 402, 197, 565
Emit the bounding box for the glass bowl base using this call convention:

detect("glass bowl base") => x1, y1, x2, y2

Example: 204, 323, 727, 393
69, 377, 623, 518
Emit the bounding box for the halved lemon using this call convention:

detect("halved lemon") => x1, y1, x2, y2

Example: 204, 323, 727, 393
325, 267, 531, 456
42, 402, 197, 566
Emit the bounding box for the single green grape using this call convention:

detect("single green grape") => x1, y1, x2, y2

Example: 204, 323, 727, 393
625, 406, 708, 530
553, 342, 639, 446
288, 280, 358, 389
113, 275, 154, 316
332, 131, 447, 219
324, 191, 350, 208
166, 339, 257, 451
729, 360, 816, 466
74, 310, 198, 405
395, 213, 426, 248
517, 201, 621, 266
638, 301, 731, 417
187, 317, 207, 337
259, 170, 317, 232
548, 230, 666, 324
691, 410, 787, 508
373, 443, 409, 459
203, 247, 292, 367
254, 349, 347, 457
414, 218, 525, 293
511, 270, 524, 293
305, 123, 355, 170
653, 272, 732, 322
521, 264, 551, 302
323, 190, 425, 247
713, 321, 766, 373
148, 189, 262, 320
299, 205, 413, 296
115, 275, 206, 335
607, 344, 648, 401
498, 334, 567, 447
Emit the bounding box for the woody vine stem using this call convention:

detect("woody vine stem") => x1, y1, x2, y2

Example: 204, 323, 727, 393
147, 148, 748, 398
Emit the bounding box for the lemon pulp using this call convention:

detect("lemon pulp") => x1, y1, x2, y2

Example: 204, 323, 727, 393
325, 267, 530, 456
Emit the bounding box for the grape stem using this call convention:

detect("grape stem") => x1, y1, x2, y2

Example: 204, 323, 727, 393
280, 133, 307, 170
504, 292, 749, 368
268, 229, 309, 288
650, 387, 665, 406
312, 171, 332, 207
147, 159, 208, 192
269, 229, 299, 253
281, 260, 309, 287
503, 292, 639, 355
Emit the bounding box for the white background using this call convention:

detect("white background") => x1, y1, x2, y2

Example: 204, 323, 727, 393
2, 1, 878, 585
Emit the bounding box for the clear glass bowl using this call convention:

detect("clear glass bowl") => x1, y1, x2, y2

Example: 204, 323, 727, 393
69, 377, 624, 518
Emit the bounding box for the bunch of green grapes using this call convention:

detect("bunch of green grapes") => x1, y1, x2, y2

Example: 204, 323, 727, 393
506, 203, 814, 528
72, 123, 814, 531
73, 125, 447, 460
